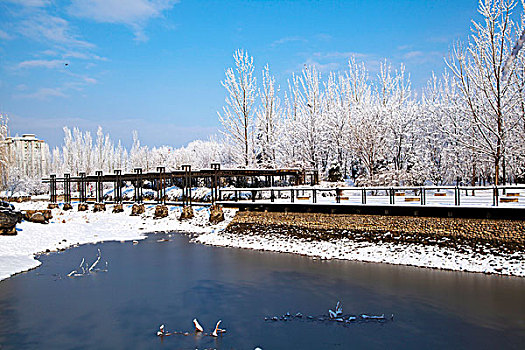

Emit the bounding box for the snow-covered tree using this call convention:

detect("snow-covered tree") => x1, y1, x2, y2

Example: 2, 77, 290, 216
0, 114, 10, 187
446, 0, 525, 185
255, 64, 280, 168
218, 49, 258, 167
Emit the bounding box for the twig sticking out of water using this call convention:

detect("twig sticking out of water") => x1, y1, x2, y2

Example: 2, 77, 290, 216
193, 318, 204, 332
265, 302, 394, 326
212, 320, 226, 337
156, 319, 227, 339
89, 249, 101, 272
328, 301, 343, 319
67, 249, 108, 278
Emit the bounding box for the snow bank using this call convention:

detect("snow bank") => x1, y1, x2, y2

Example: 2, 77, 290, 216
2, 201, 523, 282
193, 230, 525, 277
0, 202, 236, 282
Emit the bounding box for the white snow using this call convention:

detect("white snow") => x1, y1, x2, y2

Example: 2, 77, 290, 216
1, 201, 524, 282
0, 202, 235, 282
193, 229, 525, 277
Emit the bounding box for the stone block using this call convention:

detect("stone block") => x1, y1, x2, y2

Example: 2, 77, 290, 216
112, 204, 124, 213
93, 203, 106, 212
0, 209, 22, 235
130, 203, 145, 216
23, 210, 52, 222
78, 203, 89, 211
209, 204, 225, 224
155, 205, 169, 218
179, 205, 194, 220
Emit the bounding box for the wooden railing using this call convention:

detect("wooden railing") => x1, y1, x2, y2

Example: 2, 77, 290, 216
218, 185, 525, 207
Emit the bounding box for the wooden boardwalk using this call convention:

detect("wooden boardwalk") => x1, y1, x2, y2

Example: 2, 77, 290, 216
42, 165, 307, 205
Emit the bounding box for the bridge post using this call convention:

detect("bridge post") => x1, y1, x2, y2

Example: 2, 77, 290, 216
49, 174, 57, 203
64, 174, 71, 204
182, 164, 192, 206
79, 172, 86, 203
114, 169, 122, 203
95, 171, 103, 202
134, 168, 143, 203
361, 188, 367, 204
211, 163, 220, 203
157, 166, 166, 204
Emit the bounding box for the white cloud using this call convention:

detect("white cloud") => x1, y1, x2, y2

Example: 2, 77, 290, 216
40, 49, 57, 56
303, 58, 341, 73
271, 36, 307, 47
313, 51, 371, 60
0, 29, 13, 40
15, 84, 28, 91
17, 59, 65, 69
19, 14, 94, 48
403, 51, 424, 59
62, 51, 107, 61
68, 0, 179, 40
15, 87, 67, 100
83, 76, 97, 84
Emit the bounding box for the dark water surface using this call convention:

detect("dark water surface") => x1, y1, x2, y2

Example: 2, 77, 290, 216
0, 233, 524, 349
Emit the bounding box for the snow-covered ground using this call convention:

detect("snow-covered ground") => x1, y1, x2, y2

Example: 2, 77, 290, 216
0, 202, 235, 282
194, 229, 525, 277
2, 200, 524, 282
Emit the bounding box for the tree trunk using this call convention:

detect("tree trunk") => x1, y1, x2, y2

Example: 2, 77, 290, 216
495, 157, 500, 186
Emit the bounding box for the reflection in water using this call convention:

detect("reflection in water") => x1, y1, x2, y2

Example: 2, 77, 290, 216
0, 233, 524, 349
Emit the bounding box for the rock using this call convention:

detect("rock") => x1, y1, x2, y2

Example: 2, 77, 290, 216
0, 206, 22, 235
23, 209, 53, 222
155, 205, 169, 218
130, 203, 145, 216
179, 205, 194, 220
63, 203, 73, 211
29, 212, 47, 224
209, 204, 225, 224
47, 203, 59, 209
112, 204, 124, 213
0, 201, 14, 210
77, 203, 89, 211
93, 203, 106, 212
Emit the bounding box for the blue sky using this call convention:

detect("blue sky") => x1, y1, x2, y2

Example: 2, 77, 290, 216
0, 0, 482, 148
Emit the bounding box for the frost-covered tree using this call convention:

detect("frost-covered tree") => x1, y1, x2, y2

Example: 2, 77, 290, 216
295, 65, 325, 170
255, 64, 280, 168
0, 115, 10, 187
129, 130, 151, 171
446, 0, 525, 185
218, 49, 258, 167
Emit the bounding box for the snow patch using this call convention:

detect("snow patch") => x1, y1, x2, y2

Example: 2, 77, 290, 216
0, 202, 236, 282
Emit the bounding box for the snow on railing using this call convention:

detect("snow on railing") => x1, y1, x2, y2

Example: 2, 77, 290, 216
218, 185, 525, 207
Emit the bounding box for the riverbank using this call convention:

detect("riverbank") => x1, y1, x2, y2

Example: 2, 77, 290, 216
0, 202, 236, 282
193, 211, 525, 277
2, 202, 525, 281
